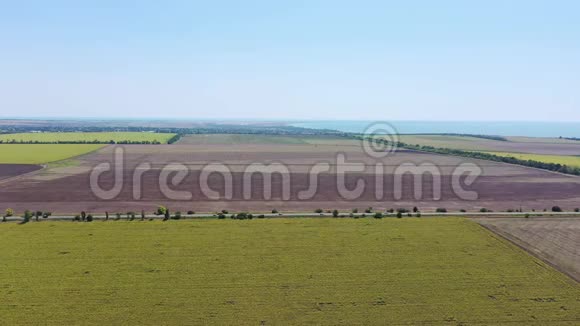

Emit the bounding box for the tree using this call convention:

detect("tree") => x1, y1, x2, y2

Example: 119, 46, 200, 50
575, 208, 580, 213
373, 212, 384, 219
396, 211, 403, 218
187, 210, 195, 215
315, 208, 323, 213
271, 209, 278, 214
217, 213, 226, 219
365, 207, 373, 214
436, 208, 447, 213
352, 208, 359, 213
332, 210, 339, 217
552, 206, 563, 212
413, 207, 418, 213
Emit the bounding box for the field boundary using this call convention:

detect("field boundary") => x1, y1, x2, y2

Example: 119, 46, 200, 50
476, 221, 580, 283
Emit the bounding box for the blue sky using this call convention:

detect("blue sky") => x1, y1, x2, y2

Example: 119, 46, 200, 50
1, 0, 579, 121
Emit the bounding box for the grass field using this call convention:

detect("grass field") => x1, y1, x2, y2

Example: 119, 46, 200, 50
486, 151, 580, 168
0, 132, 176, 144
0, 218, 577, 325
0, 144, 104, 164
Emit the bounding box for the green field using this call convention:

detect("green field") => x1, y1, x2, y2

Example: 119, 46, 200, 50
487, 151, 580, 168
0, 144, 104, 164
0, 218, 577, 325
0, 132, 176, 144
396, 134, 495, 149
178, 134, 359, 146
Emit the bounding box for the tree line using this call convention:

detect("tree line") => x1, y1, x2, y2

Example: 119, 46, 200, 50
353, 135, 580, 176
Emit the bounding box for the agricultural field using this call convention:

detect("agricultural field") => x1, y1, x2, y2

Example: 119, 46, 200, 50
0, 164, 42, 181
0, 144, 105, 164
476, 217, 580, 282
0, 218, 578, 325
0, 132, 176, 144
177, 134, 359, 146
396, 134, 580, 155
2, 137, 580, 214
485, 152, 580, 168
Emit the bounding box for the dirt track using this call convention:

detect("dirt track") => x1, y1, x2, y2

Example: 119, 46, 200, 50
476, 217, 580, 282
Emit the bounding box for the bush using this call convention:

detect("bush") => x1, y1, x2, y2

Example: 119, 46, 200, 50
387, 208, 394, 214
480, 208, 489, 213
365, 207, 373, 214
81, 211, 86, 221
5, 208, 14, 217
552, 206, 562, 212
23, 210, 32, 222
257, 214, 265, 218
217, 213, 226, 219
349, 213, 355, 218
435, 208, 447, 213
396, 212, 403, 218
235, 212, 249, 220
73, 215, 81, 222
413, 207, 419, 213
271, 209, 278, 214
42, 212, 52, 218
416, 212, 422, 218
156, 206, 167, 216
332, 210, 339, 217
221, 210, 229, 214
352, 208, 358, 213
141, 210, 145, 221
128, 212, 136, 221
373, 212, 384, 219
115, 213, 121, 220
171, 211, 182, 220
187, 210, 195, 215
460, 209, 467, 213
86, 214, 93, 222
314, 208, 323, 213
575, 208, 580, 212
